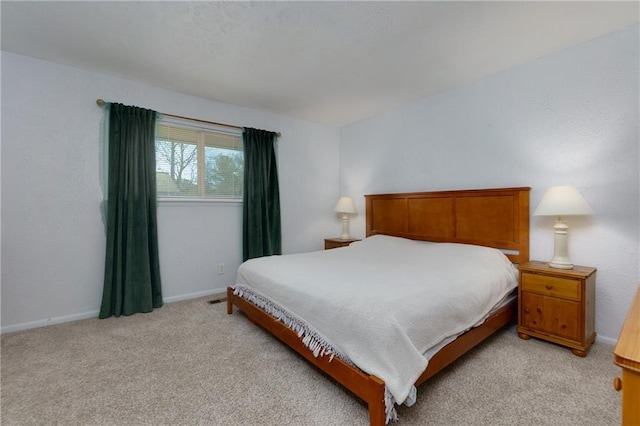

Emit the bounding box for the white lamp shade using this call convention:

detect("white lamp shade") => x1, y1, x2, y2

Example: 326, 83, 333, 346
334, 196, 357, 214
533, 186, 593, 217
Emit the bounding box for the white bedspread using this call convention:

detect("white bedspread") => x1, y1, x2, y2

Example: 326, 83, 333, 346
234, 235, 517, 417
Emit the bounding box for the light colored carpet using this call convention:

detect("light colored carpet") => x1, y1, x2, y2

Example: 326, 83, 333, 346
1, 296, 621, 425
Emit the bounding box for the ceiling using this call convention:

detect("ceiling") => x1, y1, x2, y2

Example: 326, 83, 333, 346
2, 1, 638, 127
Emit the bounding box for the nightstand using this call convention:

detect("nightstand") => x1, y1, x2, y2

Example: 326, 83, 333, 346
517, 261, 596, 357
324, 237, 360, 250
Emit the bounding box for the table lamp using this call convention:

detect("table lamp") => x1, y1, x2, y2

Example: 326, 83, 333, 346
334, 196, 357, 240
533, 186, 593, 269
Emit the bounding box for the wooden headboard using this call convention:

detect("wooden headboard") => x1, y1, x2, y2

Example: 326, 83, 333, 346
365, 187, 530, 264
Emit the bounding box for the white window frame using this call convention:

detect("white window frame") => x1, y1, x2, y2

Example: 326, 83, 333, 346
155, 116, 244, 204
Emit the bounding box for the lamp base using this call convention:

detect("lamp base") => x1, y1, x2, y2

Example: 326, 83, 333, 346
340, 215, 351, 240
548, 217, 573, 269
548, 259, 574, 269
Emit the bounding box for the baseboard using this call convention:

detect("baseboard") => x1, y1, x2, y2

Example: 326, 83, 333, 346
595, 334, 617, 346
162, 288, 227, 303
1, 310, 100, 334
1, 287, 228, 334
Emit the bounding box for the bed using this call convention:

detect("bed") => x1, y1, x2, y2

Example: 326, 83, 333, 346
227, 187, 530, 425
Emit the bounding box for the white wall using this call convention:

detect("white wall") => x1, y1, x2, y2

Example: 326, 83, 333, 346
339, 25, 640, 342
1, 52, 340, 332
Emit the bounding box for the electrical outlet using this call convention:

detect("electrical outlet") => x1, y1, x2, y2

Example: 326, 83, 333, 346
218, 263, 224, 275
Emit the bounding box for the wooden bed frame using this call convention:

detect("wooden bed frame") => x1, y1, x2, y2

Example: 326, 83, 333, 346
227, 186, 530, 425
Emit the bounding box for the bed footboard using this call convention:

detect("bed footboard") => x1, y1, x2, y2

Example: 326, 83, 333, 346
227, 286, 387, 426
227, 286, 517, 425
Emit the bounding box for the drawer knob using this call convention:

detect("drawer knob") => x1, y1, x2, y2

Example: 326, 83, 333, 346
545, 284, 553, 290
613, 376, 622, 391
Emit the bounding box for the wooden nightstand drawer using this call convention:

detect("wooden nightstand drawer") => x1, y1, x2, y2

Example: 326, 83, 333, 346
521, 273, 580, 301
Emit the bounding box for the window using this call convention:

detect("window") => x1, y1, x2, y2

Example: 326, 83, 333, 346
155, 118, 243, 199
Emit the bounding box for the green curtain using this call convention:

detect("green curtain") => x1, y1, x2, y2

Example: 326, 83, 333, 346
242, 128, 281, 261
99, 103, 163, 318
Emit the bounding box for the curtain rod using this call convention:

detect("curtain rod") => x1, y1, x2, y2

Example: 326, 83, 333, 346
96, 99, 281, 137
